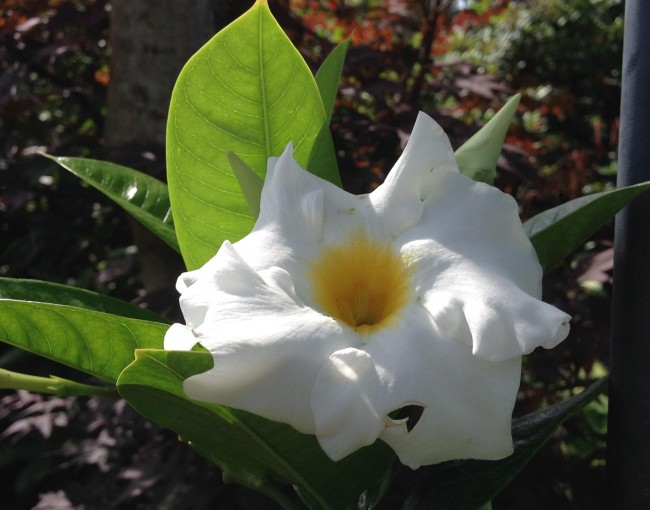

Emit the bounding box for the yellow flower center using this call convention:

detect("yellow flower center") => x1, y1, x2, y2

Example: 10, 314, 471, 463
310, 235, 411, 334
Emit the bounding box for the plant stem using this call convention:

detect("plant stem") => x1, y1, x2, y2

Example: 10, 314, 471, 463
0, 368, 119, 398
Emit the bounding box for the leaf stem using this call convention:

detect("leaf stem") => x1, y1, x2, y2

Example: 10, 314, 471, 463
0, 368, 119, 398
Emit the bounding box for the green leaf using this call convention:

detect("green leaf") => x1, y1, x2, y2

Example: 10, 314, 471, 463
402, 378, 607, 510
315, 39, 350, 123
306, 125, 340, 191
310, 40, 351, 189
227, 152, 264, 219
357, 459, 401, 510
117, 348, 395, 509
0, 301, 167, 383
46, 155, 179, 252
0, 277, 169, 324
454, 94, 520, 184
167, 0, 338, 270
524, 182, 650, 272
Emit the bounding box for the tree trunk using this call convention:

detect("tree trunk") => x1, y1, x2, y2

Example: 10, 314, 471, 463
104, 0, 250, 299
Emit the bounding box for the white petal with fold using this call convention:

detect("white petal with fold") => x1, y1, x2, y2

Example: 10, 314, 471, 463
311, 348, 386, 460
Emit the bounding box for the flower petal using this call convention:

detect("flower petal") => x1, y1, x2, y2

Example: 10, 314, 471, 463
310, 304, 520, 468
175, 240, 270, 329
369, 112, 458, 237
259, 144, 327, 244
310, 348, 386, 461
236, 145, 416, 311
235, 145, 374, 303
164, 323, 199, 351
170, 240, 358, 433
366, 304, 520, 468
396, 168, 570, 360
403, 169, 540, 295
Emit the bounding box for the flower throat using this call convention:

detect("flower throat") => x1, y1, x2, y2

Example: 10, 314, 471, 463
311, 235, 411, 334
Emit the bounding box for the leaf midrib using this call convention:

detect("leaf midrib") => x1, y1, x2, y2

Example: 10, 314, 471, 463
258, 4, 271, 160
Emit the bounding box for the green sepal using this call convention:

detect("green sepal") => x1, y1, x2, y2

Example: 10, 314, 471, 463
455, 94, 520, 184
228, 152, 264, 220
315, 38, 350, 123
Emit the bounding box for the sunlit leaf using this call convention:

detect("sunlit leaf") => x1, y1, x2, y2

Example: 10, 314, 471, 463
402, 378, 607, 510
524, 182, 650, 272
0, 300, 167, 382
0, 277, 168, 324
167, 0, 338, 270
46, 155, 179, 252
118, 348, 395, 509
455, 94, 520, 184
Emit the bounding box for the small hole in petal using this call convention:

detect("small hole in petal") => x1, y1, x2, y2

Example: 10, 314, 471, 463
387, 404, 424, 432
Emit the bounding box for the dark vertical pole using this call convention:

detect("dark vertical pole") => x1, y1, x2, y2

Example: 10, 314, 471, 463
609, 1, 650, 507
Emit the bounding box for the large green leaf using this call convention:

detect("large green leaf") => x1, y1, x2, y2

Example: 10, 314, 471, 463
402, 378, 607, 510
0, 277, 168, 324
46, 155, 179, 252
315, 39, 350, 123
167, 0, 338, 270
117, 349, 395, 509
0, 301, 167, 383
524, 182, 650, 272
454, 94, 520, 184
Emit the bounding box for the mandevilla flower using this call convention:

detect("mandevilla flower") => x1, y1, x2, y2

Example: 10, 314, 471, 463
164, 112, 570, 469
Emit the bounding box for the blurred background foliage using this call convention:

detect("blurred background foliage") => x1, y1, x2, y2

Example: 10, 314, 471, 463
0, 0, 621, 508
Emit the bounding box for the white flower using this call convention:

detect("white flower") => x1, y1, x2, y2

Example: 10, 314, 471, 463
164, 112, 570, 469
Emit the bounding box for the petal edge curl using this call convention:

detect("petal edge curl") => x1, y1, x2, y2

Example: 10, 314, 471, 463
311, 348, 386, 461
